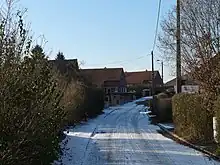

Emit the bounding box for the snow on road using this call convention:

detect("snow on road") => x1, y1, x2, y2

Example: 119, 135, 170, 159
55, 99, 220, 165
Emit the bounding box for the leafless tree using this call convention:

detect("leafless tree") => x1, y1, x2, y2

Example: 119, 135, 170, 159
159, 0, 220, 93
0, 0, 31, 66
159, 0, 220, 141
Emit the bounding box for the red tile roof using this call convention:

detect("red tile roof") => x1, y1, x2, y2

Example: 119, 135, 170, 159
125, 71, 158, 85
80, 68, 124, 87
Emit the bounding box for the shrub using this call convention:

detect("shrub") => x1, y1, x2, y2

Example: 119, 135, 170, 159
0, 2, 105, 164
155, 98, 172, 122
172, 93, 213, 143
84, 88, 104, 118
156, 92, 169, 99
214, 96, 220, 143
149, 92, 171, 121
0, 53, 66, 165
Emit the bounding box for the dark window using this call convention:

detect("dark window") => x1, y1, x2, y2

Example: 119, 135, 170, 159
117, 100, 119, 104
111, 88, 115, 92
105, 97, 109, 101
182, 80, 186, 85
108, 89, 110, 94
118, 87, 121, 92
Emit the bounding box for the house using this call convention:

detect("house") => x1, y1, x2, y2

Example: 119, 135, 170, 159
81, 68, 134, 107
165, 75, 199, 93
125, 70, 163, 96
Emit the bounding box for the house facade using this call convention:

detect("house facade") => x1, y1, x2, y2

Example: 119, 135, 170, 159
81, 68, 133, 107
165, 75, 199, 93
125, 70, 163, 96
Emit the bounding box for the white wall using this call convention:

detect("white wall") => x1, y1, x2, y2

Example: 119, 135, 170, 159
174, 85, 199, 93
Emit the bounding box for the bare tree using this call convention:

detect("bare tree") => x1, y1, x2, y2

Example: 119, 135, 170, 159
159, 0, 220, 70
159, 0, 220, 141
0, 0, 31, 67
159, 0, 220, 91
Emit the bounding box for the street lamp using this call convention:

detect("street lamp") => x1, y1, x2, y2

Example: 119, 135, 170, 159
157, 60, 164, 86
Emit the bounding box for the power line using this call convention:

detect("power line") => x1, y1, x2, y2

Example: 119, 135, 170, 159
85, 54, 151, 67
152, 0, 162, 51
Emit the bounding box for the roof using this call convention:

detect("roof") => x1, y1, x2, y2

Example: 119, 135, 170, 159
125, 71, 159, 85
80, 68, 124, 87
165, 75, 198, 87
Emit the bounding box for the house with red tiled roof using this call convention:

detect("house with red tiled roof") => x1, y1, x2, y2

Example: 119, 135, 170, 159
125, 70, 163, 87
125, 70, 163, 96
81, 68, 134, 107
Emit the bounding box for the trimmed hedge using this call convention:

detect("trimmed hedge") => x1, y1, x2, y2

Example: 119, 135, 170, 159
149, 92, 172, 122
155, 97, 172, 122
214, 96, 220, 143
84, 88, 104, 118
172, 93, 213, 143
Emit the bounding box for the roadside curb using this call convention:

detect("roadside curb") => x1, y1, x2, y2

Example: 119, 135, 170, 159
157, 123, 220, 161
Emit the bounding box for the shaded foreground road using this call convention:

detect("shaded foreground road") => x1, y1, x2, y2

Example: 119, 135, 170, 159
56, 99, 220, 165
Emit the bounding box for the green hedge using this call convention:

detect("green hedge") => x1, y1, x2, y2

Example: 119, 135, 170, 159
0, 5, 105, 164
214, 96, 220, 143
155, 97, 172, 122
84, 88, 104, 118
172, 93, 213, 143
0, 56, 65, 165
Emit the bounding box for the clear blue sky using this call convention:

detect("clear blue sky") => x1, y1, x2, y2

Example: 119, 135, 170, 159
20, 0, 176, 82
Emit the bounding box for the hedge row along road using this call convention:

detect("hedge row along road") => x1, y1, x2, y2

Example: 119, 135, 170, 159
55, 98, 219, 165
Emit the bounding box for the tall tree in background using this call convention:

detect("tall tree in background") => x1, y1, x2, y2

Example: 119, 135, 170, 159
56, 51, 65, 60
159, 0, 220, 141
31, 45, 46, 60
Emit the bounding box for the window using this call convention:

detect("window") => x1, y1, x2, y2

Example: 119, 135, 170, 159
108, 89, 110, 94
105, 97, 109, 101
118, 87, 121, 92
111, 88, 115, 92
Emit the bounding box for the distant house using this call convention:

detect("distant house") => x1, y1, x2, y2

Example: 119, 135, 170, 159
125, 70, 163, 96
165, 75, 199, 93
125, 70, 163, 87
81, 68, 134, 107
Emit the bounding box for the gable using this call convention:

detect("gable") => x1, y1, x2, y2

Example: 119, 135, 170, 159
125, 71, 159, 85
80, 68, 124, 87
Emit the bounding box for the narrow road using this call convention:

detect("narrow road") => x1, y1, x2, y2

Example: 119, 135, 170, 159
57, 99, 220, 165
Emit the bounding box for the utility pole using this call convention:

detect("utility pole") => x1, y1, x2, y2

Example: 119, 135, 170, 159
151, 51, 155, 96
151, 51, 155, 113
176, 0, 181, 93
162, 61, 164, 85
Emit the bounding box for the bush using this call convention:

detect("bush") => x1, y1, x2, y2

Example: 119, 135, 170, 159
0, 2, 105, 164
155, 98, 172, 122
214, 96, 220, 143
156, 92, 169, 99
0, 53, 66, 165
149, 92, 172, 122
84, 88, 104, 118
172, 93, 213, 143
